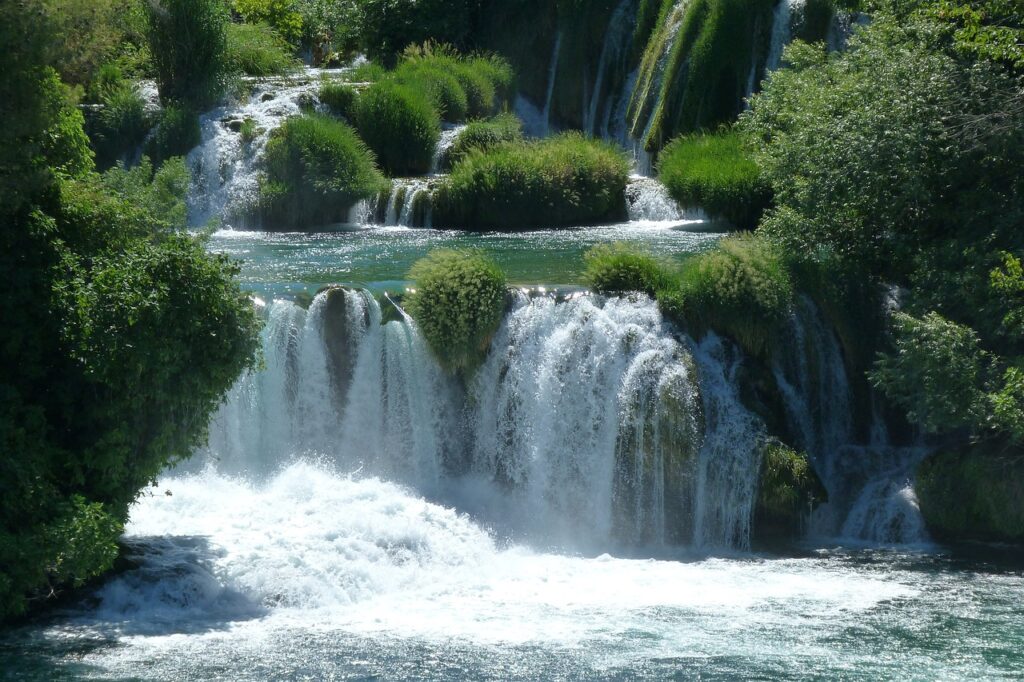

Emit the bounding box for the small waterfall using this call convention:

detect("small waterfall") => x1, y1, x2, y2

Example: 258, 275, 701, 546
541, 32, 564, 136
765, 0, 804, 73
372, 179, 433, 227
771, 298, 930, 544
430, 124, 466, 174
625, 176, 691, 222
202, 290, 768, 552
584, 0, 637, 137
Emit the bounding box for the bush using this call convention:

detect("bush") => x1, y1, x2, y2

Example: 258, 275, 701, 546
232, 0, 303, 45
101, 156, 191, 230
90, 83, 151, 168
356, 0, 474, 64
583, 244, 676, 297
671, 234, 794, 357
225, 21, 300, 77
355, 80, 440, 176
658, 129, 770, 230
405, 250, 508, 374
145, 105, 201, 164
433, 133, 630, 230
445, 113, 522, 168
468, 55, 516, 108
393, 61, 469, 123
755, 440, 827, 542
318, 81, 358, 120
146, 0, 229, 106
451, 62, 496, 119
258, 113, 387, 228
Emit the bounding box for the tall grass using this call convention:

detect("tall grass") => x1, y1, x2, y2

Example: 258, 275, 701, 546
444, 113, 522, 168
658, 128, 770, 229
355, 80, 441, 176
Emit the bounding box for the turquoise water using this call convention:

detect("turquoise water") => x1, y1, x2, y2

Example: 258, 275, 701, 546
207, 222, 722, 299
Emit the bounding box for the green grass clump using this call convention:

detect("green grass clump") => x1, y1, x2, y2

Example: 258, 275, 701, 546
466, 55, 516, 106
145, 105, 201, 165
433, 133, 630, 230
355, 80, 440, 176
225, 22, 300, 77
658, 129, 771, 229
755, 440, 827, 542
318, 81, 358, 121
583, 244, 677, 297
89, 82, 151, 169
670, 234, 794, 357
450, 62, 497, 119
258, 113, 387, 228
405, 250, 508, 374
445, 113, 522, 168
393, 61, 469, 122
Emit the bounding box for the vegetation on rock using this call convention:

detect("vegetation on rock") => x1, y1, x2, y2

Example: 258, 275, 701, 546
755, 441, 827, 543
355, 80, 440, 176
445, 113, 523, 169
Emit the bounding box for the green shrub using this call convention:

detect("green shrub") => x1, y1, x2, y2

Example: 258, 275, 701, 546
755, 440, 827, 542
239, 117, 259, 143
355, 80, 440, 176
232, 0, 303, 45
225, 21, 300, 77
318, 81, 358, 120
445, 113, 522, 168
433, 133, 630, 230
343, 61, 387, 84
41, 73, 96, 179
146, 0, 229, 106
259, 113, 387, 228
90, 83, 151, 168
583, 244, 677, 297
101, 156, 191, 230
467, 55, 516, 108
145, 104, 201, 164
393, 61, 469, 122
658, 129, 770, 230
405, 250, 508, 374
672, 234, 794, 357
451, 62, 496, 118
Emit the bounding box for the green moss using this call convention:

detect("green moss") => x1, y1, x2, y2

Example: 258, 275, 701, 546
225, 21, 300, 77
755, 440, 827, 542
670, 234, 794, 358
583, 243, 678, 297
917, 448, 1024, 543
355, 80, 440, 176
258, 113, 387, 228
445, 113, 522, 169
405, 250, 508, 374
318, 81, 358, 121
239, 117, 259, 143
433, 133, 630, 230
658, 128, 771, 229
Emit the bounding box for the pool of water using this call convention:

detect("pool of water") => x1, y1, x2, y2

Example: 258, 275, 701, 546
207, 221, 722, 300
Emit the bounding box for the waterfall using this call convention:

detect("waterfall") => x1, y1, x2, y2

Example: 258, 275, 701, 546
771, 297, 930, 544
541, 32, 564, 137
765, 0, 804, 74
625, 175, 700, 223
201, 289, 767, 552
584, 0, 637, 137
430, 124, 467, 174
369, 179, 433, 227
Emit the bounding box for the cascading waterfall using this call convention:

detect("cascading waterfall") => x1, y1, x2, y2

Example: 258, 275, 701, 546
765, 0, 805, 73
771, 297, 929, 544
430, 124, 467, 174
370, 179, 433, 227
625, 176, 693, 222
201, 288, 765, 551
540, 32, 564, 137
584, 0, 637, 137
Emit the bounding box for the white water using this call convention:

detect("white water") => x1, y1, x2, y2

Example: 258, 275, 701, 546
765, 0, 805, 73
540, 32, 564, 137
430, 124, 467, 174
584, 0, 637, 137
626, 175, 691, 222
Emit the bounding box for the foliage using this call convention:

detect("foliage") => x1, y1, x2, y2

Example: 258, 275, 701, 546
232, 0, 304, 45
101, 156, 191, 230
259, 113, 387, 228
583, 244, 677, 297
356, 0, 474, 64
146, 0, 229, 106
145, 105, 201, 165
318, 81, 359, 121
354, 80, 440, 176
658, 128, 770, 229
405, 250, 508, 374
393, 60, 470, 123
89, 82, 151, 169
923, 0, 1024, 69
671, 235, 794, 358
755, 440, 827, 541
43, 0, 152, 87
445, 113, 522, 168
225, 21, 300, 77
42, 74, 96, 180
433, 133, 629, 230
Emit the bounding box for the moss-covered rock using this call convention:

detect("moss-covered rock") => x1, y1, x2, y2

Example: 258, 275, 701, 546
754, 440, 827, 544
916, 448, 1024, 544
405, 250, 509, 374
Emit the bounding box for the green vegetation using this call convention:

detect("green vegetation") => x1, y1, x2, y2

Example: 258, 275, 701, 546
355, 81, 441, 176
917, 448, 1024, 542
88, 82, 151, 169
101, 156, 191, 230
146, 0, 229, 107
357, 0, 474, 64
231, 0, 304, 45
405, 250, 508, 374
658, 129, 770, 230
145, 105, 201, 165
319, 81, 358, 121
225, 21, 300, 77
583, 244, 676, 298
755, 441, 827, 542
0, 2, 260, 620
433, 133, 630, 230
259, 113, 387, 228
445, 113, 523, 168
393, 60, 470, 123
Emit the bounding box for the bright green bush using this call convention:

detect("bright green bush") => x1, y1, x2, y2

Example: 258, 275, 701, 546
355, 80, 440, 176
433, 133, 630, 230
658, 129, 770, 230
672, 234, 794, 357
445, 113, 522, 168
145, 105, 201, 164
225, 21, 300, 77
450, 62, 496, 119
583, 244, 677, 297
468, 56, 516, 108
232, 0, 303, 45
259, 113, 387, 228
146, 0, 229, 106
393, 61, 469, 122
406, 250, 508, 374
318, 81, 358, 120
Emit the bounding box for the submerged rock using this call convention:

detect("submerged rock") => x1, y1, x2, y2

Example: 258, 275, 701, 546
319, 287, 371, 410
